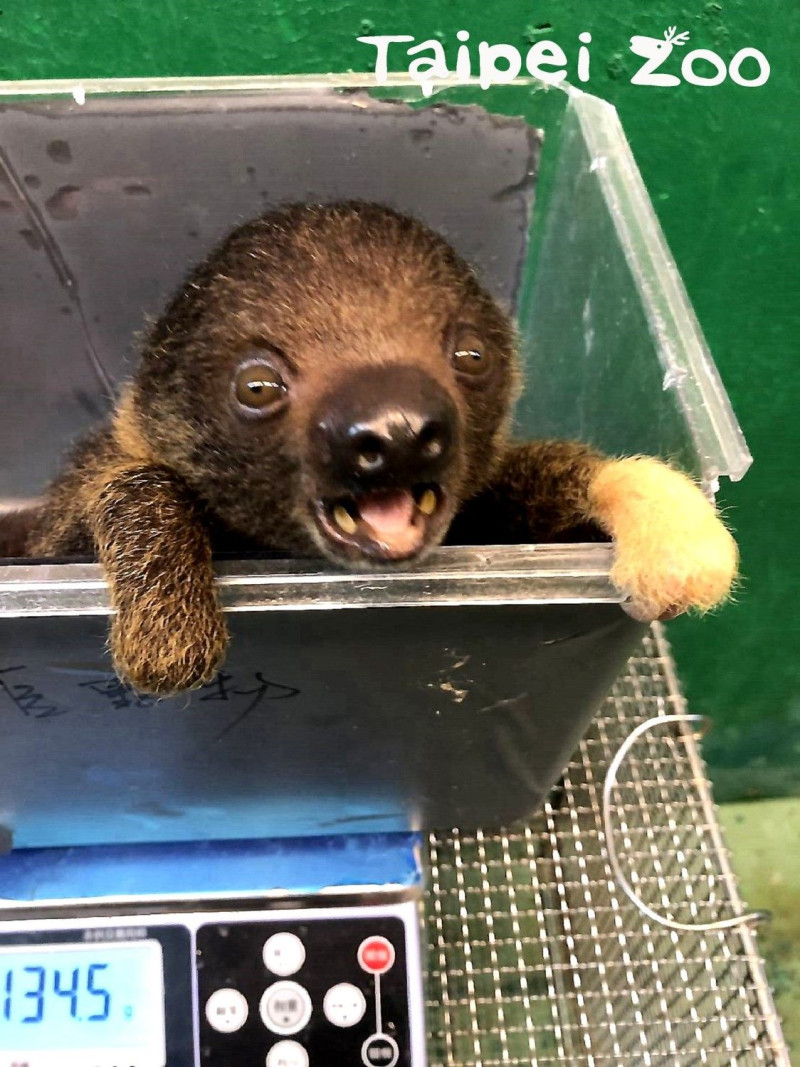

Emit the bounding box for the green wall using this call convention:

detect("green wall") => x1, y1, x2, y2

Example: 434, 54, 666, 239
1, 0, 797, 800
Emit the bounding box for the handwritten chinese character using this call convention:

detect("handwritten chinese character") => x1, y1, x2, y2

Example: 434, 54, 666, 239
0, 665, 68, 719
206, 671, 300, 740
77, 676, 157, 710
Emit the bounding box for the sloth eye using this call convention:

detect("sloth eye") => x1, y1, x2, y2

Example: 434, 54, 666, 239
233, 360, 288, 414
452, 330, 490, 379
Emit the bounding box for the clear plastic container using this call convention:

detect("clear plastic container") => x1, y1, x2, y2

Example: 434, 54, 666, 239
0, 75, 749, 849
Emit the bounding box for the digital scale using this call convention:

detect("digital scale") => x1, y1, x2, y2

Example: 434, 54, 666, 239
0, 835, 426, 1067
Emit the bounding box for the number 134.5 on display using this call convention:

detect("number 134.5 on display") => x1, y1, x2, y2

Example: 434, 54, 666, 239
0, 940, 166, 1065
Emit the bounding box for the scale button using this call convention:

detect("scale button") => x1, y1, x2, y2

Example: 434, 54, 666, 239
263, 931, 306, 976
362, 1033, 400, 1066
260, 980, 313, 1035
358, 936, 396, 975
266, 1039, 310, 1067
323, 982, 367, 1027
205, 987, 249, 1033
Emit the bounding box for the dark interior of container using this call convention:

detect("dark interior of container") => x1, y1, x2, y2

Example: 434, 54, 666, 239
0, 92, 540, 545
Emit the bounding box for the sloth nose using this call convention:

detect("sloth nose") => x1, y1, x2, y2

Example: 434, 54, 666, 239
347, 414, 450, 477
312, 366, 458, 489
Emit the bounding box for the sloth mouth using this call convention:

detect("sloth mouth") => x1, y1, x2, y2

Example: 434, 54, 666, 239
314, 484, 447, 563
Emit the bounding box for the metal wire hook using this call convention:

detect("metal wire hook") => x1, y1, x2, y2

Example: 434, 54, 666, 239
603, 713, 770, 933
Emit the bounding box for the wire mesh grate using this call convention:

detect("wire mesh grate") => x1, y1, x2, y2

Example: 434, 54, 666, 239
423, 625, 790, 1066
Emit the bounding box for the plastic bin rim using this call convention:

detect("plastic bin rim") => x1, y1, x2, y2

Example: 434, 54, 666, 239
0, 72, 574, 100
0, 543, 625, 617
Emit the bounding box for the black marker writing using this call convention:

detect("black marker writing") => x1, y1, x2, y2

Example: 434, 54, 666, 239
0, 666, 68, 719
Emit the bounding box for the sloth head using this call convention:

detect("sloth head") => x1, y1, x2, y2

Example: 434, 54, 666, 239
133, 202, 518, 567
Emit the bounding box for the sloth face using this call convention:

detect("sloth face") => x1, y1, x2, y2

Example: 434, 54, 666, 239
228, 323, 500, 564
136, 203, 518, 567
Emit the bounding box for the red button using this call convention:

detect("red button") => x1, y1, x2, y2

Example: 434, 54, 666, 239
358, 936, 395, 975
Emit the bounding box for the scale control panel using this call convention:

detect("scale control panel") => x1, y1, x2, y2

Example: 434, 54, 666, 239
0, 896, 425, 1067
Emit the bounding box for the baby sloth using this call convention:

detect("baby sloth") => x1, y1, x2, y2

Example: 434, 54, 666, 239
16, 202, 737, 695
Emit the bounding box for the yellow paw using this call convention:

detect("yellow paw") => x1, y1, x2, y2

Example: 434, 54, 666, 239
588, 457, 738, 622
110, 592, 229, 696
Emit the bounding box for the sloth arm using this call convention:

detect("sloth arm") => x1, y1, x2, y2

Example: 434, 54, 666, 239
452, 440, 739, 620
451, 440, 606, 546
27, 439, 228, 696
89, 465, 229, 695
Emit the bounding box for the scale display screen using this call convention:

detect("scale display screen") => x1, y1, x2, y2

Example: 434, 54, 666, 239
0, 939, 166, 1065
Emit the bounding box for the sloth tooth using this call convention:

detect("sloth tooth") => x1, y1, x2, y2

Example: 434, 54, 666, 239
333, 505, 357, 535
418, 489, 437, 516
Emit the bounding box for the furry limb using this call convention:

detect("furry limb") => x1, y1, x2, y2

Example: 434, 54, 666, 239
451, 440, 605, 544
89, 465, 229, 695
587, 456, 738, 620
457, 442, 738, 619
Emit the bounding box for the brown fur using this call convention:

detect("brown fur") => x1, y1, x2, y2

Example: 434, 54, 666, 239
0, 509, 37, 559
5, 202, 737, 694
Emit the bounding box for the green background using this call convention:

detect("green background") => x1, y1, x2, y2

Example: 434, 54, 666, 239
0, 0, 797, 801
